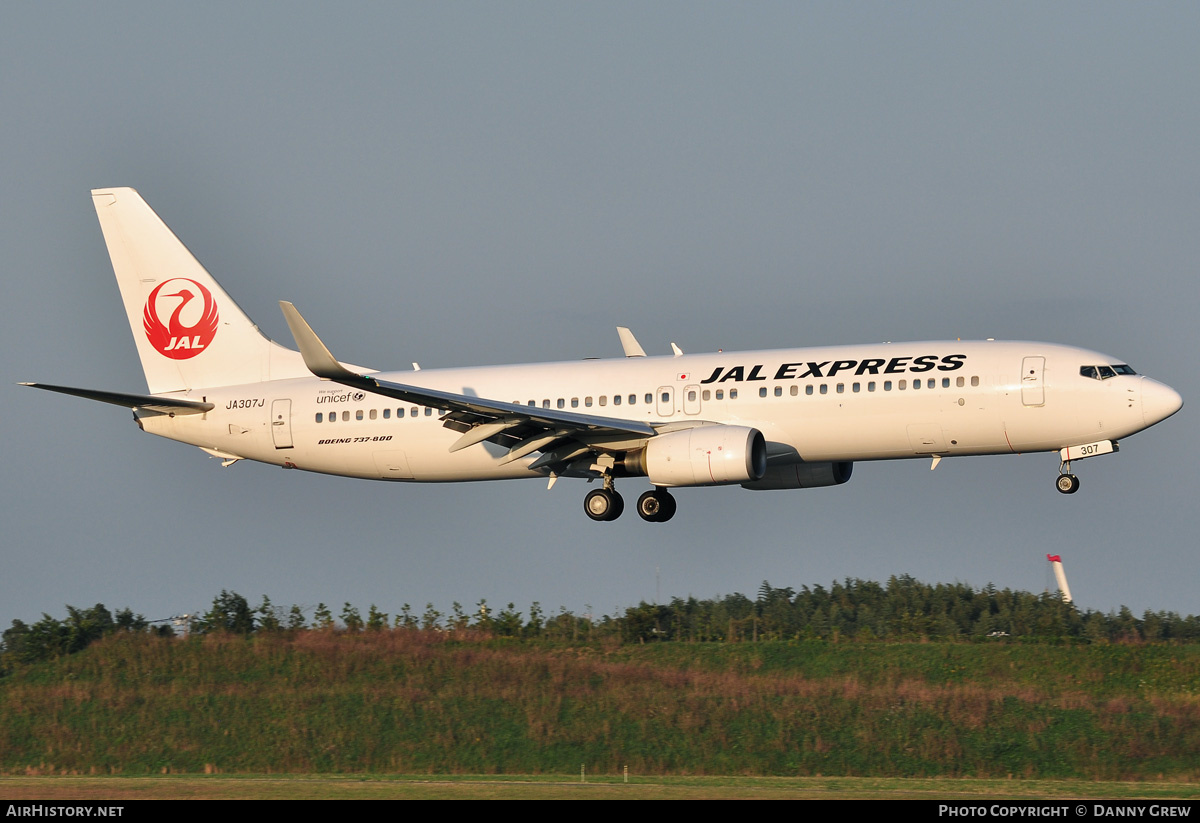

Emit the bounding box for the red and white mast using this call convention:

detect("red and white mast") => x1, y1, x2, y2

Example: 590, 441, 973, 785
1046, 554, 1072, 603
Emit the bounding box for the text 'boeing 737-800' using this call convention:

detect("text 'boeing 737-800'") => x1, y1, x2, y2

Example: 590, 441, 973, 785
24, 188, 1183, 522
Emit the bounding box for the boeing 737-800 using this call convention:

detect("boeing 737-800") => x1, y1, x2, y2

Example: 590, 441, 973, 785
24, 188, 1183, 522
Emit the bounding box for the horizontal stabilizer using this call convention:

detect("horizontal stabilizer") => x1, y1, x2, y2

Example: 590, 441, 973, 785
20, 383, 214, 414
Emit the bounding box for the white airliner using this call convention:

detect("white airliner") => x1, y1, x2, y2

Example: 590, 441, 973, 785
25, 188, 1184, 522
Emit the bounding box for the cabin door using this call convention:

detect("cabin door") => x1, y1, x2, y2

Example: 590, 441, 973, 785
271, 399, 294, 449
1021, 357, 1045, 406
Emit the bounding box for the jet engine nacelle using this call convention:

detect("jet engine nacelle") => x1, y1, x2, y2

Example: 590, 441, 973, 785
637, 425, 767, 487
741, 461, 854, 490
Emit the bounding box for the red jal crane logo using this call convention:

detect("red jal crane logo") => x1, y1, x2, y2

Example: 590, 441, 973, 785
143, 278, 219, 359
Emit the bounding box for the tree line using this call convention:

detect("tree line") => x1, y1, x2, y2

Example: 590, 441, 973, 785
5, 575, 1200, 672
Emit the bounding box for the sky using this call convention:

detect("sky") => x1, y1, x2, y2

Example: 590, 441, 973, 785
3, 2, 1198, 628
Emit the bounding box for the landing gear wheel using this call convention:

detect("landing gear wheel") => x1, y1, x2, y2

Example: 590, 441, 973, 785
585, 488, 624, 521
658, 491, 677, 522
636, 489, 678, 523
1055, 474, 1080, 495
637, 490, 661, 522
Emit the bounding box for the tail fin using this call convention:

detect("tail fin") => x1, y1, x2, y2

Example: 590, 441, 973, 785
92, 188, 311, 393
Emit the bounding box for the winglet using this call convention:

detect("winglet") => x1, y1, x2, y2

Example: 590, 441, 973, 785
279, 302, 361, 381
617, 327, 647, 358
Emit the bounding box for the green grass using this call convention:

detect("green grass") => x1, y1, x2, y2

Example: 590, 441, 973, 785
3, 775, 1200, 800
2, 632, 1198, 780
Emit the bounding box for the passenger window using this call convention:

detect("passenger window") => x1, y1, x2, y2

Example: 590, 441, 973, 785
383, 409, 390, 419
425, 407, 433, 416
369, 409, 377, 420
730, 389, 738, 399
913, 380, 920, 390
884, 381, 892, 391
819, 384, 828, 395
315, 413, 323, 423
836, 383, 844, 393
356, 410, 364, 420
942, 378, 950, 388
868, 381, 876, 392
342, 411, 350, 421
629, 394, 636, 405
716, 389, 724, 400
774, 386, 782, 397
790, 385, 798, 396
599, 396, 607, 406
956, 376, 964, 388
571, 398, 579, 408
899, 380, 907, 390
542, 399, 550, 409
971, 376, 979, 387
852, 383, 860, 393
410, 407, 418, 417
585, 397, 593, 407
759, 387, 767, 398
613, 395, 622, 406
806, 385, 813, 396
661, 392, 670, 403
644, 393, 653, 404
688, 390, 697, 401
557, 398, 565, 409
703, 390, 711, 401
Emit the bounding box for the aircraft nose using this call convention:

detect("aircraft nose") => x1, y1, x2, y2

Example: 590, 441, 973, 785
1141, 378, 1183, 427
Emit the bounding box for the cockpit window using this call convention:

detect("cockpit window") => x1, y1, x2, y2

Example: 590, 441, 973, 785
1080, 364, 1137, 380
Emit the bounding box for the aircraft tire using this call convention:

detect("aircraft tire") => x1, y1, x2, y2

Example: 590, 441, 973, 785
608, 491, 624, 521
657, 490, 677, 522
637, 489, 677, 522
585, 488, 623, 521
636, 490, 662, 521
1055, 474, 1080, 495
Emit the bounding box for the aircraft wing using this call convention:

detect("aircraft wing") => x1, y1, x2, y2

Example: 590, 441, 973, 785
280, 302, 656, 468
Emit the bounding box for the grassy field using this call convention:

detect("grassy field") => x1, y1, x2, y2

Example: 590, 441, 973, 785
4, 775, 1200, 800
2, 631, 1199, 781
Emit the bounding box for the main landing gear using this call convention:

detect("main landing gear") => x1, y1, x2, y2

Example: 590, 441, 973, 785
583, 478, 677, 523
584, 487, 624, 521
636, 488, 677, 523
1056, 459, 1080, 495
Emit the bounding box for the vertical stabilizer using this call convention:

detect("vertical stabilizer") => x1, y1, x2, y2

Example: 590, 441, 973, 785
91, 188, 309, 393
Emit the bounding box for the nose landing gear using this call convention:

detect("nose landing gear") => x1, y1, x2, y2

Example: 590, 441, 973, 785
1056, 459, 1080, 495
1056, 473, 1080, 494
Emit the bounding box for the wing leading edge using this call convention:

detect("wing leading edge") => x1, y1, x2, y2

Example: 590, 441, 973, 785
279, 302, 656, 470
